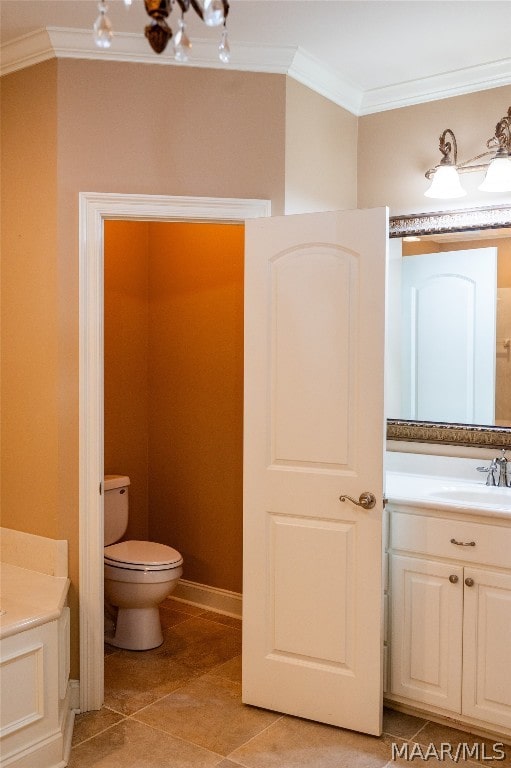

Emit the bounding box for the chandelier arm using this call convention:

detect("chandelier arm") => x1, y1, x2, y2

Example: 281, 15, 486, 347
188, 0, 204, 20
175, 0, 191, 13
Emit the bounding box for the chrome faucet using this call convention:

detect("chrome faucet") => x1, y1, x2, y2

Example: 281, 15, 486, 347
477, 449, 510, 487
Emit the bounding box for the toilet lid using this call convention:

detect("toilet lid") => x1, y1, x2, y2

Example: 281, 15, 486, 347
104, 540, 183, 570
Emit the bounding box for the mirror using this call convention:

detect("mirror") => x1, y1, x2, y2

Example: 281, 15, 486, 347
387, 204, 511, 448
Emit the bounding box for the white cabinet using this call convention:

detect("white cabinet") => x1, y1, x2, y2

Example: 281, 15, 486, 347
462, 567, 511, 730
388, 507, 511, 735
390, 555, 463, 713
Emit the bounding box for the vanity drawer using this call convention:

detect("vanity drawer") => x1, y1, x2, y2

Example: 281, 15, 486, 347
391, 512, 511, 570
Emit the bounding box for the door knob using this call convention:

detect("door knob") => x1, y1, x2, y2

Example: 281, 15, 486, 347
449, 574, 459, 584
339, 492, 376, 510
465, 577, 474, 587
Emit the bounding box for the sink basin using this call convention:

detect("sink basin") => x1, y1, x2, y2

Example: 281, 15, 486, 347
386, 470, 511, 516
430, 485, 511, 507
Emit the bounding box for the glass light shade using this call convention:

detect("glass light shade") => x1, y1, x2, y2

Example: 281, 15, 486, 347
203, 0, 225, 27
478, 156, 511, 192
424, 165, 467, 199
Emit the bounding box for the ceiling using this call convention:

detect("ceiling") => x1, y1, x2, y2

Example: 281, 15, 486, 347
1, 0, 511, 115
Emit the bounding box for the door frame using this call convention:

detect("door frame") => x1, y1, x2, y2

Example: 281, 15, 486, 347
78, 192, 271, 711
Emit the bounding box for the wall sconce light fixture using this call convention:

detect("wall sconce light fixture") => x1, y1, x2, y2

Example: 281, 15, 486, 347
425, 107, 511, 199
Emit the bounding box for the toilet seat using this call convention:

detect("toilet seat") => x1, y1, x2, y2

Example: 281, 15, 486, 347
104, 540, 183, 571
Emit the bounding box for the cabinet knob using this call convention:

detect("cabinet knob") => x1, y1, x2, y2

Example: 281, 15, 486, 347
465, 577, 474, 587
449, 574, 459, 584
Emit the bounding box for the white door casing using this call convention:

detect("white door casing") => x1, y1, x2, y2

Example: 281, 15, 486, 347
242, 208, 388, 735
79, 193, 271, 712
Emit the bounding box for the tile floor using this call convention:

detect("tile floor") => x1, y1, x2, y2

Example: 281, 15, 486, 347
69, 599, 510, 767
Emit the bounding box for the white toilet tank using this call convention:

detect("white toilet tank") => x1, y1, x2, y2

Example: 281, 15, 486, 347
104, 475, 131, 546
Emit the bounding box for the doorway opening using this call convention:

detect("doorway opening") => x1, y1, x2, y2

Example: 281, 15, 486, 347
103, 219, 244, 616
79, 193, 270, 712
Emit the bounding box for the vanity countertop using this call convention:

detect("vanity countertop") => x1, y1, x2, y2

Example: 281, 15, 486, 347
386, 470, 511, 520
0, 562, 69, 639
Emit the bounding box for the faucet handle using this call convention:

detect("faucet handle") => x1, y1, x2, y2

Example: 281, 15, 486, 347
477, 459, 498, 486
494, 449, 510, 487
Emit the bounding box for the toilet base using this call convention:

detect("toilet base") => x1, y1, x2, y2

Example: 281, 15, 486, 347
106, 606, 163, 651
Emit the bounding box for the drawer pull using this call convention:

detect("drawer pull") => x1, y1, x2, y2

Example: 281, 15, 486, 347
465, 577, 475, 587
450, 538, 476, 547
449, 574, 459, 584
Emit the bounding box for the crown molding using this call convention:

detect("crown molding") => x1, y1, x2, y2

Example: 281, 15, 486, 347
2, 26, 511, 116
0, 29, 55, 74
359, 57, 511, 115
0, 26, 359, 112
288, 47, 362, 116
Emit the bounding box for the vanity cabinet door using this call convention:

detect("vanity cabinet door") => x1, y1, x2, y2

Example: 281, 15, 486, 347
462, 568, 511, 730
390, 555, 463, 712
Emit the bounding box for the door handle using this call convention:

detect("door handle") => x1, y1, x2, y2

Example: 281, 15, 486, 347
339, 492, 376, 510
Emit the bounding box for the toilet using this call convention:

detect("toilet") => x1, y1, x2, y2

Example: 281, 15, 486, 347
103, 474, 183, 650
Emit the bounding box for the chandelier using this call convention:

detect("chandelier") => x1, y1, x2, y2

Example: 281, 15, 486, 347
93, 0, 230, 63
424, 106, 511, 199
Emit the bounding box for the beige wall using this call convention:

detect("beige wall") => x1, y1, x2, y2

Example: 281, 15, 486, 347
285, 79, 358, 213
148, 222, 244, 593
1, 60, 59, 535
358, 85, 511, 215
104, 221, 150, 542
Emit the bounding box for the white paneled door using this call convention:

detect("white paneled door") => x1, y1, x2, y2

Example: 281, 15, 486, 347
242, 208, 388, 736
400, 247, 497, 424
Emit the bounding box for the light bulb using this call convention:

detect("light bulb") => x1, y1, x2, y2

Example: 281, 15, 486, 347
203, 0, 225, 27
424, 165, 467, 199
478, 156, 511, 192
93, 1, 113, 49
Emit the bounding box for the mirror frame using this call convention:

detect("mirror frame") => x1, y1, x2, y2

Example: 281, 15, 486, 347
387, 203, 511, 449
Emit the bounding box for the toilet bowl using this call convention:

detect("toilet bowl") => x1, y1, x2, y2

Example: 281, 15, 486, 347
103, 476, 184, 650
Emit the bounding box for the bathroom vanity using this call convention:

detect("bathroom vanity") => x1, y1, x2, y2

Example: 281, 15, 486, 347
0, 529, 73, 768
385, 456, 511, 739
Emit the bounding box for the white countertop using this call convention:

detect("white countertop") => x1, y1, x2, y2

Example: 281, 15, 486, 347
386, 471, 511, 520
0, 562, 69, 639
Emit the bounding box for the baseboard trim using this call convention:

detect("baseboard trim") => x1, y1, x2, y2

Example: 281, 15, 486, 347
172, 579, 242, 619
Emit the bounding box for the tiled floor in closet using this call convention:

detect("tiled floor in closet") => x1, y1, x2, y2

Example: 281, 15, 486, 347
68, 599, 510, 767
